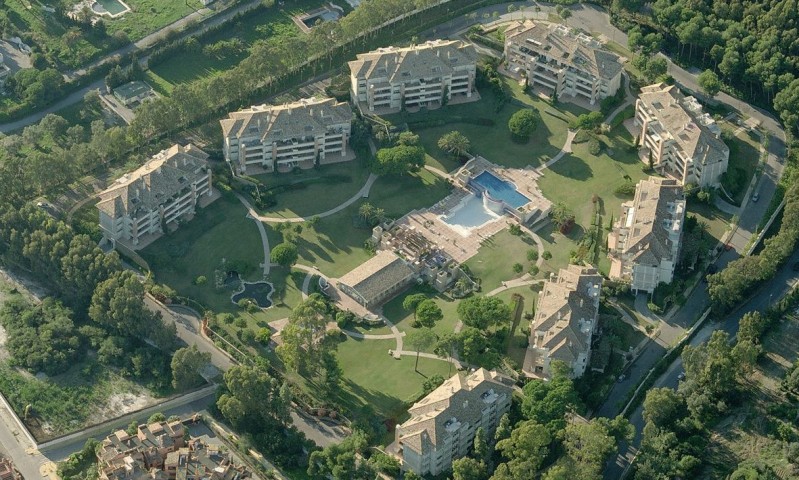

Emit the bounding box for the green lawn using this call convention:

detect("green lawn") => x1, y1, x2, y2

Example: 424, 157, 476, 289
492, 285, 538, 367
465, 229, 541, 292
141, 194, 302, 324
264, 168, 451, 279
105, 0, 205, 41
686, 202, 733, 247
253, 161, 371, 219
381, 286, 461, 343
335, 338, 454, 420
388, 77, 583, 173
147, 0, 325, 87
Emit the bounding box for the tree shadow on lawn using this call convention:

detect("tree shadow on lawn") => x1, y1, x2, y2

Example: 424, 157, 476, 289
546, 154, 593, 181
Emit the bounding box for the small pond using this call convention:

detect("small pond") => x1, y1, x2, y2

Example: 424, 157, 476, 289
231, 281, 274, 308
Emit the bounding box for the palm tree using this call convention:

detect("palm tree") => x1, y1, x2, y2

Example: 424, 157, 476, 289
438, 131, 471, 159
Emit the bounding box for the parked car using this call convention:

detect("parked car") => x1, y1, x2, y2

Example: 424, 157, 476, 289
677, 372, 686, 381
752, 191, 760, 202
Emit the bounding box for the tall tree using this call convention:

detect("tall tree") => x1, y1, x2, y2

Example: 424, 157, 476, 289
406, 327, 438, 372
170, 345, 211, 390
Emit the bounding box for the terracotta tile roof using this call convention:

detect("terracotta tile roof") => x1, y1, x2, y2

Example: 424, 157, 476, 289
337, 250, 414, 306
532, 265, 602, 365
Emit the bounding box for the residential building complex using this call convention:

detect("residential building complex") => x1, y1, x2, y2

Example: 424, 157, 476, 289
337, 250, 415, 309
394, 368, 514, 476
97, 143, 213, 249
221, 97, 353, 174
97, 420, 251, 480
524, 265, 603, 379
349, 40, 478, 113
504, 20, 623, 105
608, 177, 686, 294
635, 83, 729, 187
164, 439, 250, 480
98, 420, 186, 480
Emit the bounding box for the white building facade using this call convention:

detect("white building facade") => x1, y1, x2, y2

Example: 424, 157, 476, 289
349, 40, 478, 113
395, 369, 513, 477
504, 21, 623, 105
97, 144, 213, 248
635, 83, 729, 187
221, 97, 353, 174
608, 177, 686, 294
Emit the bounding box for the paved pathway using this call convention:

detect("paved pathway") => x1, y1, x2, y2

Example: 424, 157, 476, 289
604, 72, 634, 125
423, 165, 452, 180
340, 330, 405, 340
234, 193, 271, 277
394, 350, 463, 368
520, 225, 546, 267
538, 129, 577, 170
250, 174, 378, 223
485, 276, 542, 297
714, 195, 740, 215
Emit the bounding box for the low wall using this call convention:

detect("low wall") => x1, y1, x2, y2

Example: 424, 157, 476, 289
37, 384, 218, 451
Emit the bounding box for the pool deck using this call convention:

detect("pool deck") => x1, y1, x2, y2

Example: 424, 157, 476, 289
394, 192, 508, 264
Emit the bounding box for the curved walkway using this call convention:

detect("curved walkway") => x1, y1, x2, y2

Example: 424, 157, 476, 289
235, 192, 271, 277
251, 174, 378, 223
604, 72, 634, 125
340, 330, 406, 340
485, 276, 544, 297
538, 129, 577, 171
394, 350, 464, 368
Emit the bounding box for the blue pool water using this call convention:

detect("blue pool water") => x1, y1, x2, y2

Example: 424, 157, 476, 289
472, 171, 530, 209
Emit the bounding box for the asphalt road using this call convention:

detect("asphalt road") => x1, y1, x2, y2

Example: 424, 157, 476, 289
605, 246, 799, 479
0, 0, 263, 134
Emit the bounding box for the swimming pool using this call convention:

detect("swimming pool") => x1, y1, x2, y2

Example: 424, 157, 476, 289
471, 171, 530, 209
440, 194, 500, 237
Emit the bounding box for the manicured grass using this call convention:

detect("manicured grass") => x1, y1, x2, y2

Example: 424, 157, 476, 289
465, 229, 541, 292
141, 194, 302, 325
267, 209, 373, 279
105, 0, 205, 41
264, 169, 451, 279
147, 0, 325, 86
492, 285, 538, 367
335, 338, 454, 420
381, 286, 461, 343
389, 78, 582, 173
253, 161, 371, 219
686, 202, 732, 247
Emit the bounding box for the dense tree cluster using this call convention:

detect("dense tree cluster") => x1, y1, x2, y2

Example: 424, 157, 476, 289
616, 0, 799, 136
0, 298, 81, 375
0, 205, 178, 388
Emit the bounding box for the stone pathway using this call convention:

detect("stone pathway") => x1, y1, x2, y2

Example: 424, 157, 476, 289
485, 275, 542, 297
249, 174, 378, 223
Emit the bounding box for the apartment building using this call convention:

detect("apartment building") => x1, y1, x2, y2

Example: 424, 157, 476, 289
97, 144, 213, 248
504, 20, 623, 105
97, 420, 186, 480
608, 177, 686, 294
394, 368, 514, 476
635, 83, 729, 187
163, 439, 250, 480
524, 265, 603, 379
221, 97, 353, 174
349, 39, 478, 113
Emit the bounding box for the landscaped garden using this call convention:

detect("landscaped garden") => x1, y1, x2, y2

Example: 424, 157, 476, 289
389, 77, 584, 173
147, 0, 328, 88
